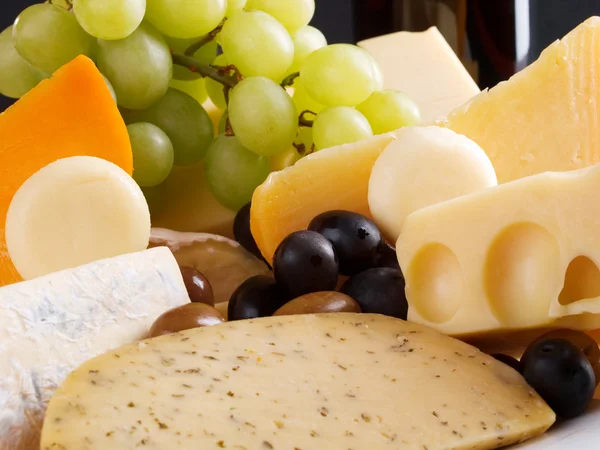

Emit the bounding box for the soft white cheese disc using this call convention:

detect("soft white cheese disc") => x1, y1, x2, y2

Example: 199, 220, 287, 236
368, 126, 497, 241
5, 156, 151, 280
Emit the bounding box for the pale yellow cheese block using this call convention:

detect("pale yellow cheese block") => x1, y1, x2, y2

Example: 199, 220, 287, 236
358, 27, 480, 123
150, 99, 236, 237
41, 314, 554, 450
397, 163, 600, 337
438, 16, 600, 183
150, 162, 236, 238
251, 132, 397, 261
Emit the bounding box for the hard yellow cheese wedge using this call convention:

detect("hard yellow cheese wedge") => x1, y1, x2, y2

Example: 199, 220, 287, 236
439, 16, 600, 183
41, 314, 554, 450
251, 132, 396, 262
397, 163, 600, 337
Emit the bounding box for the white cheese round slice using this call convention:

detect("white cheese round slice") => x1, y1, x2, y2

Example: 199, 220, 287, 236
6, 156, 151, 280
368, 126, 497, 241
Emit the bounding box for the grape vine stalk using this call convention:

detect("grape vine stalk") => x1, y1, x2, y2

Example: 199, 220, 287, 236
170, 19, 311, 128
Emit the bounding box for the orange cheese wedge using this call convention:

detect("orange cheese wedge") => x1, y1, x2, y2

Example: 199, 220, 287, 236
0, 55, 132, 286
250, 132, 396, 262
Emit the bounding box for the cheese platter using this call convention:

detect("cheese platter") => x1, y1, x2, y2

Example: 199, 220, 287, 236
1, 1, 600, 449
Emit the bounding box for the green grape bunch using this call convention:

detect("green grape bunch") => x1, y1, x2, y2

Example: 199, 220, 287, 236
0, 0, 421, 213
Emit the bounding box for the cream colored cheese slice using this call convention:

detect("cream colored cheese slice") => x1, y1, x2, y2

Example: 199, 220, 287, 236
42, 314, 554, 450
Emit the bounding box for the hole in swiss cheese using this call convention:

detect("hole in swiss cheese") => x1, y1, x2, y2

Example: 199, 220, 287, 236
558, 256, 600, 305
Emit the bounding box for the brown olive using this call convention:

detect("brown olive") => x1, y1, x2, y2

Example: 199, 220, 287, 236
149, 303, 224, 338
180, 266, 215, 306
529, 329, 600, 385
273, 291, 361, 316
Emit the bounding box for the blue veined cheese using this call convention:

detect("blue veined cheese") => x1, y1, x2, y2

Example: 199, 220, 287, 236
0, 247, 189, 450
42, 314, 554, 450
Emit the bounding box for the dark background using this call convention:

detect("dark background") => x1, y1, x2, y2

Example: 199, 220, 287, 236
2, 0, 600, 111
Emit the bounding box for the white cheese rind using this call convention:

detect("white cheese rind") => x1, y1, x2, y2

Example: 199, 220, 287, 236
42, 314, 554, 450
0, 247, 189, 450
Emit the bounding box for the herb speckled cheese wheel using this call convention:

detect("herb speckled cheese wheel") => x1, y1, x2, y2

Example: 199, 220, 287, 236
41, 314, 554, 450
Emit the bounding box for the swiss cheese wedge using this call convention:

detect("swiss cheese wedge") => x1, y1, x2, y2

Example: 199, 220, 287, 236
439, 16, 600, 183
41, 314, 555, 450
0, 55, 132, 286
251, 133, 396, 262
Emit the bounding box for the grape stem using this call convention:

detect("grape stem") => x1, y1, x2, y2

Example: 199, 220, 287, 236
298, 110, 316, 127
172, 53, 238, 88
281, 72, 300, 88
225, 118, 235, 137
293, 140, 315, 156
48, 0, 72, 9
184, 19, 227, 57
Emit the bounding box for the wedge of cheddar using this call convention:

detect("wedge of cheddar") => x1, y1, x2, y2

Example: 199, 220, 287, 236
0, 247, 189, 450
358, 27, 480, 123
397, 163, 600, 337
0, 55, 132, 287
439, 16, 600, 183
41, 314, 554, 450
251, 132, 397, 262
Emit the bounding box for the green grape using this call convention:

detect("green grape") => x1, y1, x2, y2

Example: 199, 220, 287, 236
146, 0, 226, 39
169, 78, 207, 105
204, 135, 270, 211
300, 44, 382, 106
288, 25, 327, 74
97, 22, 172, 110
229, 77, 297, 156
127, 122, 174, 187
13, 4, 94, 74
219, 10, 294, 81
357, 90, 421, 135
73, 0, 146, 40
141, 182, 168, 218
245, 0, 315, 32
124, 88, 214, 165
164, 36, 218, 81
205, 54, 229, 109
269, 147, 302, 171
218, 110, 229, 134
226, 0, 247, 16
312, 106, 373, 150
292, 79, 324, 115
0, 26, 44, 99
101, 74, 117, 103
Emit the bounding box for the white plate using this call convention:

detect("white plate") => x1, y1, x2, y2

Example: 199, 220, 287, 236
516, 401, 600, 449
